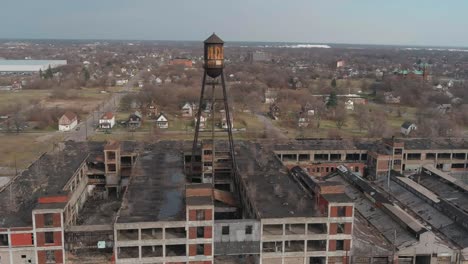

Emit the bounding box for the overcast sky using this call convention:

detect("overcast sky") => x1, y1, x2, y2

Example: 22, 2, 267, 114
1, 0, 467, 47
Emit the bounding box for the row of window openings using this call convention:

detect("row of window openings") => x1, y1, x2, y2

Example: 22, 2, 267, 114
308, 166, 359, 174
262, 240, 347, 252
221, 225, 253, 236
262, 223, 347, 235
0, 232, 55, 246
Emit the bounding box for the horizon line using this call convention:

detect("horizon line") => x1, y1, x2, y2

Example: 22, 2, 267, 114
0, 37, 467, 49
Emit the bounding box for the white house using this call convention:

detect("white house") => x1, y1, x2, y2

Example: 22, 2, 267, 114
58, 111, 78, 132
220, 110, 233, 129
195, 114, 207, 129
156, 113, 169, 129
181, 102, 195, 117
401, 121, 417, 136
99, 112, 115, 129
345, 99, 354, 111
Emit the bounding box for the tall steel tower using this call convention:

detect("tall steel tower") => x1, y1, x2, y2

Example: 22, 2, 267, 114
191, 33, 236, 188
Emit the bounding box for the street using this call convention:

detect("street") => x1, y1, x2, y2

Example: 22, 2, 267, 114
64, 71, 142, 142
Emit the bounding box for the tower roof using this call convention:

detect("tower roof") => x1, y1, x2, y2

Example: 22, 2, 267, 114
204, 33, 224, 44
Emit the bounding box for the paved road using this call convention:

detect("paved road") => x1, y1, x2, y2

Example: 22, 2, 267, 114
65, 71, 142, 142
255, 113, 289, 139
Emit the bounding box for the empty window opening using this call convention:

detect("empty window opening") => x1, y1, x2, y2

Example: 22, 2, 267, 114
336, 240, 345, 250
197, 227, 204, 238
222, 226, 230, 235
0, 234, 9, 246
262, 241, 282, 253
44, 214, 54, 227
196, 244, 205, 255
118, 246, 139, 259
245, 225, 253, 235
308, 223, 327, 234
45, 232, 54, 244
263, 224, 283, 235
141, 228, 162, 240
337, 223, 345, 234
117, 229, 138, 241
285, 224, 305, 235
141, 245, 162, 258
45, 250, 56, 263
307, 240, 327, 251
196, 210, 205, 220
166, 244, 186, 257
284, 240, 305, 252
166, 227, 186, 239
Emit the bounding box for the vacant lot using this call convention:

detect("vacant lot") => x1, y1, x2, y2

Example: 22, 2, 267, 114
0, 132, 63, 174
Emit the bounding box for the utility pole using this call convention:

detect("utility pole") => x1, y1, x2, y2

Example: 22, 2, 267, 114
392, 229, 396, 264
85, 119, 88, 140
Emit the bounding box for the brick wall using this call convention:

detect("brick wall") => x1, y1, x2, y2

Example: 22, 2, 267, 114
10, 233, 33, 246
329, 223, 337, 235
189, 227, 197, 239
189, 244, 196, 256
204, 243, 212, 256
204, 226, 212, 239
205, 209, 212, 220
35, 214, 45, 228
329, 240, 336, 251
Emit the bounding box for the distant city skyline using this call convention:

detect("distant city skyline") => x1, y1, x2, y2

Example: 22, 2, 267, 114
2, 0, 468, 47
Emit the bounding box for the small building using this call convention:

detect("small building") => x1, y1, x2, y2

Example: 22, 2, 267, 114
128, 111, 143, 129
156, 113, 168, 129
58, 111, 78, 132
195, 114, 207, 129
220, 110, 233, 129
264, 88, 278, 104
181, 102, 196, 117
269, 104, 280, 120
336, 60, 346, 68
345, 99, 354, 111
298, 112, 309, 128
147, 102, 158, 118
169, 58, 193, 68
302, 103, 315, 116
115, 79, 128, 86
99, 112, 115, 129
401, 121, 417, 136
384, 92, 401, 104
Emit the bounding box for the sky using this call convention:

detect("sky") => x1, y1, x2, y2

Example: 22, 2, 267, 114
1, 0, 468, 47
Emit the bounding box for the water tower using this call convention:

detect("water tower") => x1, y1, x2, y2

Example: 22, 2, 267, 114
191, 33, 236, 186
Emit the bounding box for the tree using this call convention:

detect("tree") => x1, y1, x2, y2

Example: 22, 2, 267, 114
331, 78, 337, 89
44, 65, 54, 79
83, 67, 90, 82
327, 91, 338, 108
334, 105, 347, 129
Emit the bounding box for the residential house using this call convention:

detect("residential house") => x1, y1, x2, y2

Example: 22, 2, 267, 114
401, 121, 417, 136
302, 103, 315, 116
384, 92, 401, 104
164, 77, 172, 84
99, 112, 115, 129
115, 79, 128, 86
264, 88, 278, 104
156, 113, 169, 129
269, 103, 280, 120
128, 111, 143, 129
195, 114, 207, 129
336, 60, 346, 68
147, 102, 158, 118
181, 102, 196, 117
288, 77, 303, 89
345, 99, 354, 111
220, 110, 233, 129
58, 111, 78, 132
297, 112, 309, 128
436, 104, 452, 115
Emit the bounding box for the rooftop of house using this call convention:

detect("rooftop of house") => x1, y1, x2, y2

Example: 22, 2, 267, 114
101, 112, 114, 120
236, 141, 318, 218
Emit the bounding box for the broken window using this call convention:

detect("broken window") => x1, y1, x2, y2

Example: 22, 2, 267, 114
222, 226, 230, 235
0, 234, 9, 246
245, 225, 253, 235
336, 240, 345, 250
44, 214, 54, 227
196, 244, 205, 255
196, 210, 205, 220
197, 227, 204, 238
45, 232, 54, 244
46, 250, 56, 263
337, 206, 346, 217
337, 223, 345, 234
